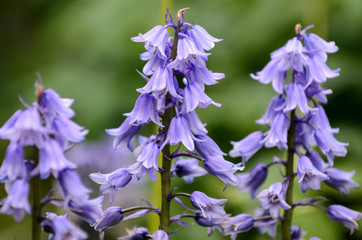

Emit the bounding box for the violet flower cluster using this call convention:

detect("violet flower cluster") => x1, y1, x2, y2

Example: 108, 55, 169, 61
0, 79, 103, 239
229, 24, 361, 239
89, 8, 243, 239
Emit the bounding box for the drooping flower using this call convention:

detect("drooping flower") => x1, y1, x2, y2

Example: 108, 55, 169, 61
222, 214, 254, 240
183, 110, 208, 136
195, 134, 226, 158
256, 96, 285, 125
182, 81, 221, 113
229, 131, 264, 164
131, 25, 169, 58
90, 167, 132, 203
254, 209, 278, 238
41, 212, 87, 240
106, 117, 141, 151
38, 88, 75, 119
94, 206, 123, 232
327, 205, 362, 234
262, 112, 290, 150
257, 182, 291, 219
162, 115, 198, 151
190, 191, 227, 222
0, 179, 31, 222
188, 25, 222, 51
297, 156, 328, 193
0, 105, 47, 148
204, 156, 242, 189
325, 168, 358, 195
0, 143, 26, 182
128, 140, 160, 182
58, 168, 92, 204
38, 138, 76, 179
236, 163, 268, 198
68, 196, 104, 224
123, 93, 163, 127
283, 83, 315, 114
171, 158, 207, 183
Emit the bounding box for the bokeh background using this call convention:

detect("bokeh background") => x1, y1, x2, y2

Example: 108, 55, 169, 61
1, 0, 362, 239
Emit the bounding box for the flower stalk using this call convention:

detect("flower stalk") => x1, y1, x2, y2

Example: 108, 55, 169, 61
160, 14, 181, 232
281, 108, 296, 240
31, 146, 41, 240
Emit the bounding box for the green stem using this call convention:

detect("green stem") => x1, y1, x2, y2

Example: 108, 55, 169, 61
281, 109, 296, 240
159, 19, 181, 233
31, 147, 41, 240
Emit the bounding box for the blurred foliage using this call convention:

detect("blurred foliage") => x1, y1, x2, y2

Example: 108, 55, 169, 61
0, 0, 362, 239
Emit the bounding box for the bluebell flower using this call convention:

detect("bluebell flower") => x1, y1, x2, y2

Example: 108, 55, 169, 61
131, 25, 169, 58
0, 179, 31, 222
314, 128, 348, 165
128, 140, 160, 182
309, 105, 339, 134
0, 105, 47, 148
204, 156, 242, 188
222, 214, 254, 240
325, 168, 358, 195
106, 117, 141, 151
58, 168, 91, 204
262, 112, 290, 150
305, 81, 332, 104
68, 196, 104, 224
162, 115, 197, 151
171, 158, 207, 183
94, 206, 123, 232
152, 230, 168, 240
90, 167, 132, 203
41, 212, 87, 240
297, 155, 328, 192
195, 134, 226, 158
291, 225, 306, 240
236, 163, 268, 198
137, 67, 179, 99
0, 143, 26, 182
183, 110, 208, 136
254, 209, 278, 238
190, 191, 227, 225
38, 88, 75, 119
176, 33, 210, 61
118, 226, 150, 240
185, 64, 224, 90
303, 32, 338, 61
306, 53, 339, 84
257, 182, 291, 219
124, 93, 163, 127
283, 83, 315, 114
229, 131, 264, 164
327, 205, 362, 234
256, 96, 285, 125
39, 138, 76, 179
51, 115, 88, 145
182, 81, 221, 113
306, 150, 327, 172
251, 37, 309, 94
188, 25, 222, 51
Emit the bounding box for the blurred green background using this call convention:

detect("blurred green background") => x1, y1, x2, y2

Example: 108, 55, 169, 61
1, 0, 362, 239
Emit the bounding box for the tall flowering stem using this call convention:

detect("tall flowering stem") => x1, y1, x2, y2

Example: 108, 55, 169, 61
98, 7, 244, 239
31, 147, 41, 240
160, 17, 181, 232
281, 108, 296, 240
230, 24, 361, 239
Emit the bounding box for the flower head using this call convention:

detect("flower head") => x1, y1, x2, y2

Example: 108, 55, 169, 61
94, 206, 123, 232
